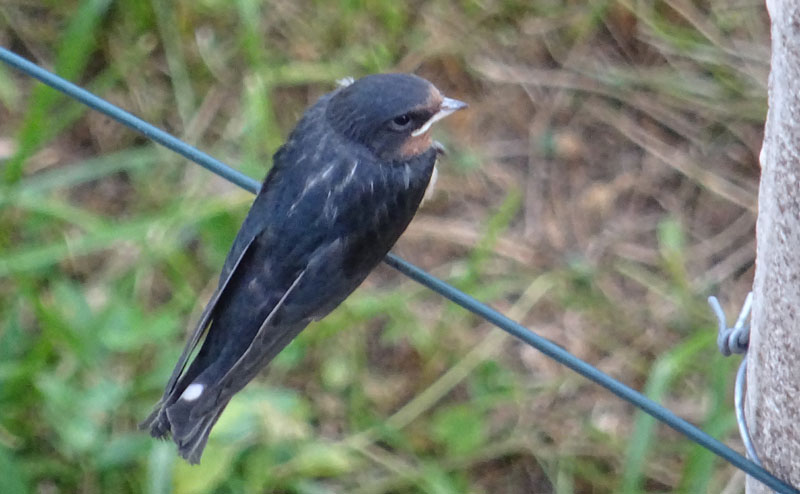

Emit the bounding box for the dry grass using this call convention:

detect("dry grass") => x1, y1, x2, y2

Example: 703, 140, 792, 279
0, 1, 769, 493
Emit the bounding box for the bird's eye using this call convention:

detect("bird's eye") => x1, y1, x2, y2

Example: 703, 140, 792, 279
390, 114, 413, 130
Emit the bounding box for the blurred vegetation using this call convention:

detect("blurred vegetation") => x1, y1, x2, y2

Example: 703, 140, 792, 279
0, 0, 767, 492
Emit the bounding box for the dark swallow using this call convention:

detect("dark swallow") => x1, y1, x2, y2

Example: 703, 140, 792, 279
141, 73, 467, 463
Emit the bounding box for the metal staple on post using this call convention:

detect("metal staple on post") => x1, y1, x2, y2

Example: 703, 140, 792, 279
1, 46, 797, 494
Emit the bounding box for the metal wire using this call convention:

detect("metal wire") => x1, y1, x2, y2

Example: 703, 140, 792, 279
735, 359, 761, 465
1, 46, 796, 494
710, 292, 752, 356
0, 48, 261, 195
709, 293, 763, 466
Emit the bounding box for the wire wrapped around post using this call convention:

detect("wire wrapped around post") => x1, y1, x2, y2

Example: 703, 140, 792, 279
708, 293, 763, 465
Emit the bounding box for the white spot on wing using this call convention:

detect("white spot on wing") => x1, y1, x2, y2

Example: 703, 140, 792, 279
346, 160, 359, 183
293, 163, 333, 211
403, 164, 411, 189
181, 383, 204, 401
327, 205, 338, 220
324, 190, 339, 220
313, 133, 328, 162
336, 160, 359, 194
302, 176, 319, 196
320, 163, 335, 180
248, 278, 260, 292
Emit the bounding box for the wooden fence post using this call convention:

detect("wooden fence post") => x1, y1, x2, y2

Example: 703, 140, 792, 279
747, 1, 800, 492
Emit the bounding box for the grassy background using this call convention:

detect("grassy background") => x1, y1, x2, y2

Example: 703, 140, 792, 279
0, 1, 767, 492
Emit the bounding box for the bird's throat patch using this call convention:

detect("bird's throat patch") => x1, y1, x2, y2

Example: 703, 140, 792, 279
400, 131, 433, 158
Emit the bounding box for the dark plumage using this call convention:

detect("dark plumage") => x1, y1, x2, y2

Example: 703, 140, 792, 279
141, 73, 467, 463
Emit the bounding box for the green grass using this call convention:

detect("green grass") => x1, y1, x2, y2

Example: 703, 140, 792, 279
0, 0, 766, 492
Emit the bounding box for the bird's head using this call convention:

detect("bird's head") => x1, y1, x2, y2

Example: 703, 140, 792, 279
325, 73, 467, 161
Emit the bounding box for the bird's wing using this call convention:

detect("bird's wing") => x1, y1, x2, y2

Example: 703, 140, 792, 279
161, 234, 257, 399
160, 258, 309, 462
214, 266, 306, 389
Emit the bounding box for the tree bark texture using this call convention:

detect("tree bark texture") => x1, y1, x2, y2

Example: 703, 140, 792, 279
747, 1, 800, 493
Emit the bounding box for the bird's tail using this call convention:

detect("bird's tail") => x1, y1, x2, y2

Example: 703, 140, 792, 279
140, 397, 228, 464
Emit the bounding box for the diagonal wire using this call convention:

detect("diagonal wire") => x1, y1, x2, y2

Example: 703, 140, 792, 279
0, 46, 796, 494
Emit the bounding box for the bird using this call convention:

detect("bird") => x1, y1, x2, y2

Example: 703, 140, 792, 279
141, 73, 467, 463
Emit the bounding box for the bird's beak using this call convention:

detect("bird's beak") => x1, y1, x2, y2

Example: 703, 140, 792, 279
411, 97, 468, 137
